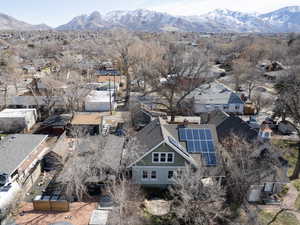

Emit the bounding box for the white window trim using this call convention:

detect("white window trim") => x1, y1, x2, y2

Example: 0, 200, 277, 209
168, 170, 174, 180
141, 170, 158, 180
150, 171, 158, 180
152, 152, 175, 163
141, 170, 149, 180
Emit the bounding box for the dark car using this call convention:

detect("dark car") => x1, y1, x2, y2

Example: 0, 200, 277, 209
0, 173, 8, 187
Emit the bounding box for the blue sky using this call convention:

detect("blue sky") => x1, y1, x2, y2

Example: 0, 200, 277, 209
1, 0, 300, 27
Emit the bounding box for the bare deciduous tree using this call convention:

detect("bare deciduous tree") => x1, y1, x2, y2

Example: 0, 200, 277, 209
146, 43, 209, 121
107, 178, 146, 225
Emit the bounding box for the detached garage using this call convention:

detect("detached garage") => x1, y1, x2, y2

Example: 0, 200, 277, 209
0, 108, 37, 133
85, 91, 117, 112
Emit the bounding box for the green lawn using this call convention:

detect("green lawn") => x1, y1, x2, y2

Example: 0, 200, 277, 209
259, 210, 300, 225
272, 139, 298, 176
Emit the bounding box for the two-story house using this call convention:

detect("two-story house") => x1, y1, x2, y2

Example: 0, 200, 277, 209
127, 117, 223, 188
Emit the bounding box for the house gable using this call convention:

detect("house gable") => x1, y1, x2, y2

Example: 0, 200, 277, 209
136, 142, 187, 167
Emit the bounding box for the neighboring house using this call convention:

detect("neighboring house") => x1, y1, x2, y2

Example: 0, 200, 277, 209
85, 91, 117, 112
69, 113, 101, 136
128, 118, 223, 188
188, 82, 244, 114
0, 108, 37, 133
95, 69, 120, 76
0, 134, 48, 209
36, 114, 72, 136
203, 110, 258, 142
97, 75, 125, 84
87, 82, 120, 93
11, 96, 65, 109
36, 77, 67, 91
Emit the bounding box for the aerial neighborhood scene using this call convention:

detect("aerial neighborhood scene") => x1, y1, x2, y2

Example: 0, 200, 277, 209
1, 0, 300, 225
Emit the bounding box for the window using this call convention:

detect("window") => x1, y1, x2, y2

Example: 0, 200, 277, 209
142, 170, 148, 179
153, 153, 159, 162
160, 153, 166, 162
167, 153, 174, 162
168, 171, 174, 179
152, 152, 174, 163
223, 105, 229, 110
176, 169, 183, 179
151, 171, 157, 179
235, 105, 240, 110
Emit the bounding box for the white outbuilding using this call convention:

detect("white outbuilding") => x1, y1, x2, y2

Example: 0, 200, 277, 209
0, 108, 37, 133
85, 91, 117, 112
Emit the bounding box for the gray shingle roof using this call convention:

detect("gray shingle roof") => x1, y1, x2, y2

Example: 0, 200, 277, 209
194, 92, 243, 105
206, 110, 258, 142
0, 134, 47, 175
135, 119, 164, 155
188, 81, 244, 105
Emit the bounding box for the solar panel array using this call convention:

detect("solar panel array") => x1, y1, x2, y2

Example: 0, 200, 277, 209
178, 128, 217, 166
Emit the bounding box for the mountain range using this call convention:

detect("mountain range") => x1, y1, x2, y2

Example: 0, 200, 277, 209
1, 6, 300, 33
0, 13, 51, 31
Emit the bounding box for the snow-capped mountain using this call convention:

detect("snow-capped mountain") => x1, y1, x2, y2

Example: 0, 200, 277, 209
58, 9, 201, 32
0, 13, 51, 30
259, 6, 300, 32
193, 9, 274, 32
56, 7, 300, 32
2, 6, 300, 32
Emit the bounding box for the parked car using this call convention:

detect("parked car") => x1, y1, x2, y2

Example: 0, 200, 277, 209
0, 173, 8, 187
264, 117, 277, 129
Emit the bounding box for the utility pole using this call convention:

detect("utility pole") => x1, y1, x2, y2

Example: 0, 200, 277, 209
109, 77, 112, 115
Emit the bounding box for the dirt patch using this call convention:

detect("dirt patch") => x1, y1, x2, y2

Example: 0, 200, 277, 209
15, 201, 96, 225
144, 199, 171, 216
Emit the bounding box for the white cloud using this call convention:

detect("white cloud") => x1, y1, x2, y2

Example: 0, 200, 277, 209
147, 0, 300, 16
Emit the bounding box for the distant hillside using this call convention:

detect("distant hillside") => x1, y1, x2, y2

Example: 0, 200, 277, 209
0, 13, 51, 30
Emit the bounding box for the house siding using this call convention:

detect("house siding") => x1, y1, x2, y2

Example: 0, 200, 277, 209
132, 143, 189, 187
132, 166, 185, 187
194, 103, 244, 114
136, 143, 186, 167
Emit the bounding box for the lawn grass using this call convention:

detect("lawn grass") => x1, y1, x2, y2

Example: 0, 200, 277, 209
259, 210, 300, 225
295, 195, 300, 210
272, 139, 298, 176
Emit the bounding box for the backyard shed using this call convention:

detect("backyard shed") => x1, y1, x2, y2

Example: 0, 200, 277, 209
69, 113, 101, 136
0, 108, 37, 133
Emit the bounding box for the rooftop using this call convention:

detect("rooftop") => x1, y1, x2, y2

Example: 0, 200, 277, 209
205, 110, 258, 142
188, 81, 244, 105
0, 134, 48, 175
41, 114, 72, 127
95, 69, 120, 76
133, 118, 223, 175
0, 108, 37, 118
71, 113, 101, 125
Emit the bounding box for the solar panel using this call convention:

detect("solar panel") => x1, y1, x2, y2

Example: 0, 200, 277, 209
179, 129, 186, 140
178, 128, 217, 166
202, 153, 217, 166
